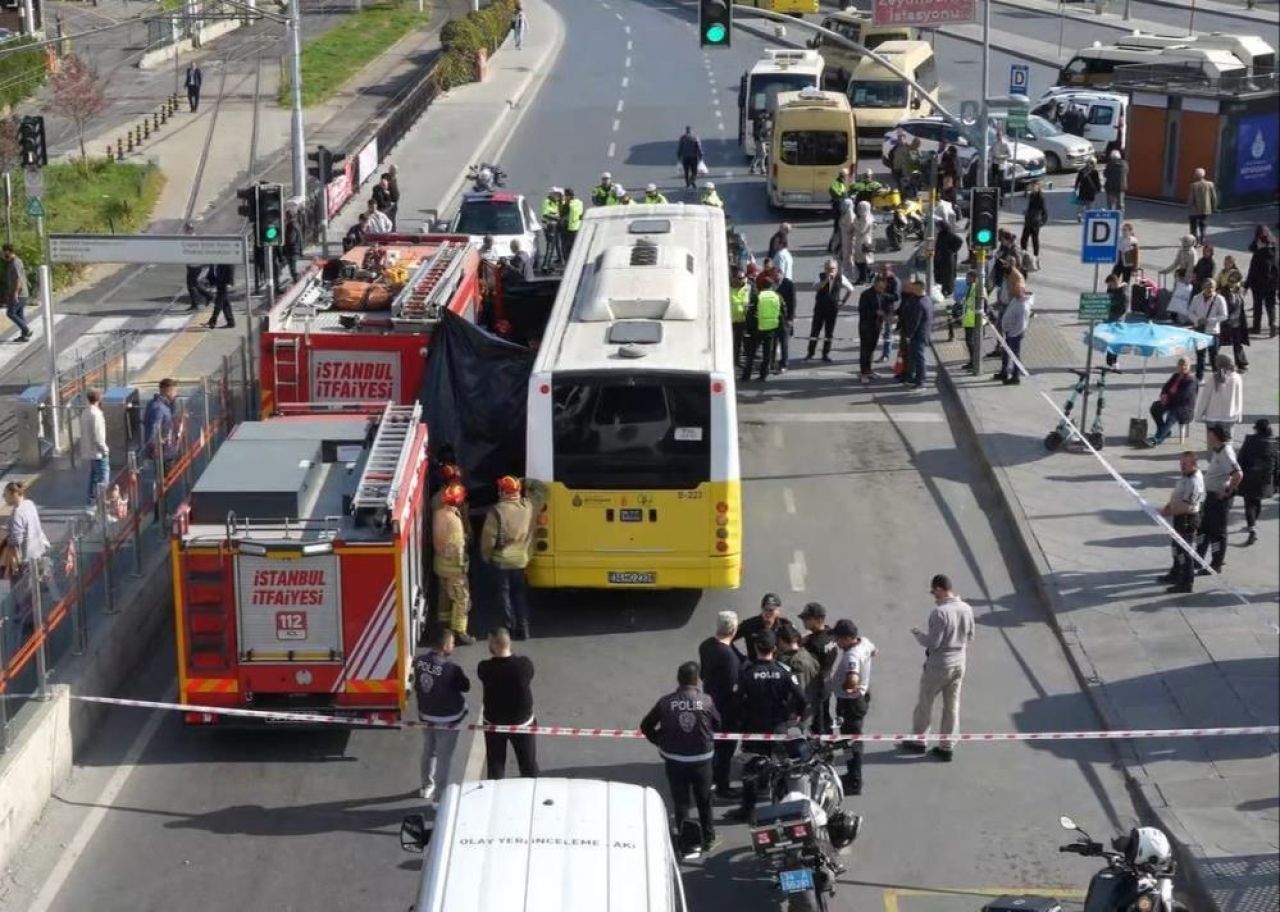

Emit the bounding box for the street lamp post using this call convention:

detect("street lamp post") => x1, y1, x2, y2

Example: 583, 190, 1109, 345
288, 0, 306, 199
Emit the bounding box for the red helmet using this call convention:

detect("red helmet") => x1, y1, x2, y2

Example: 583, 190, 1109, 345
440, 463, 462, 483
441, 484, 467, 507
497, 475, 522, 497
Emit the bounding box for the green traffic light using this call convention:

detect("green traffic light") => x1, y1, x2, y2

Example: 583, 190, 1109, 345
264, 226, 279, 241
705, 22, 727, 43
975, 228, 992, 245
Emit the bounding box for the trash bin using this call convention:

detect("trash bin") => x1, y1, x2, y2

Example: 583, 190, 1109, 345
101, 386, 140, 467
15, 385, 50, 469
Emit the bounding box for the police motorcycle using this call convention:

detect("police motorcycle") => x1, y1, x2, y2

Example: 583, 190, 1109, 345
746, 730, 862, 912
468, 162, 507, 192
1055, 816, 1186, 912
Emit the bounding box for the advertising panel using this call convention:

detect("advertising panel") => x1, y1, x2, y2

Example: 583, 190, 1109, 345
1233, 112, 1278, 196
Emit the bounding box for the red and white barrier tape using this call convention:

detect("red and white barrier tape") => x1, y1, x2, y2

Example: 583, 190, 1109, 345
65, 695, 1280, 742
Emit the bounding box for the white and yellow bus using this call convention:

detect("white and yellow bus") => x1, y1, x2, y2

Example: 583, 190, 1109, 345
525, 205, 742, 590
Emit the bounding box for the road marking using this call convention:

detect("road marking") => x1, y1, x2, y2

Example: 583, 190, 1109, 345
621, 76, 629, 88
883, 885, 1088, 912
607, 141, 616, 158
782, 487, 796, 515
626, 39, 632, 51
746, 412, 945, 424
624, 56, 631, 68
125, 314, 191, 375
55, 316, 131, 372
772, 425, 784, 447
788, 549, 807, 592
463, 723, 486, 782
27, 689, 174, 912
615, 11, 623, 19
612, 118, 621, 132
0, 313, 70, 374
616, 99, 624, 113
624, 24, 630, 33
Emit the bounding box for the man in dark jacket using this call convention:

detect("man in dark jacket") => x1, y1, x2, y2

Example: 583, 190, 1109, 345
698, 610, 744, 798
799, 602, 839, 733
1237, 417, 1278, 546
477, 627, 538, 778
677, 126, 704, 190
777, 625, 820, 730
898, 278, 930, 388
185, 63, 202, 112
641, 661, 722, 856
412, 627, 471, 803
734, 593, 798, 662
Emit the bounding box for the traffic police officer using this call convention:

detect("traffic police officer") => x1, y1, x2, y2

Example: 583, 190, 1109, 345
700, 181, 724, 208
644, 183, 668, 205
540, 188, 564, 271
740, 277, 782, 382
729, 266, 752, 368
562, 188, 583, 256
432, 483, 473, 644
591, 172, 614, 207
959, 270, 984, 370
827, 168, 850, 253
726, 629, 806, 821
640, 661, 723, 856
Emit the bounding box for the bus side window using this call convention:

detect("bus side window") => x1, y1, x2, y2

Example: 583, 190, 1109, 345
1060, 57, 1089, 84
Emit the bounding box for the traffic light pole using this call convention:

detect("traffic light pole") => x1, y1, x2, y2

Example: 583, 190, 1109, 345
979, 0, 992, 194
1076, 263, 1102, 441
288, 0, 307, 200
971, 247, 986, 375
35, 213, 60, 454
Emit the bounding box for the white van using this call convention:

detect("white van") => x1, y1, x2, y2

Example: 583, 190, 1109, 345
1032, 88, 1128, 154
400, 778, 688, 912
847, 39, 938, 151
1057, 43, 1246, 87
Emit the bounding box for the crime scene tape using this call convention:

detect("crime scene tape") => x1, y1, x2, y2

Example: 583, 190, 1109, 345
63, 695, 1280, 742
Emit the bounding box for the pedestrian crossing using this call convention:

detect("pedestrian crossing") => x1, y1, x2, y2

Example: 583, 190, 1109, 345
126, 315, 193, 375
1, 312, 197, 386
0, 313, 70, 376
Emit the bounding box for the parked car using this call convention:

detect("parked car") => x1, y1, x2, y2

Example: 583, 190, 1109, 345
881, 116, 1047, 187
989, 112, 1094, 172
447, 191, 543, 265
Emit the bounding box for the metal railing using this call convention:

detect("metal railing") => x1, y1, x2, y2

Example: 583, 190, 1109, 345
0, 342, 253, 750
1110, 63, 1280, 96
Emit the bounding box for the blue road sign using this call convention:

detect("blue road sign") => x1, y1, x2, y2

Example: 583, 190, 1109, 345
1009, 64, 1029, 96
1081, 209, 1121, 264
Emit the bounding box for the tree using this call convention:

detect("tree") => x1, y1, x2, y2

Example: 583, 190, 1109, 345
0, 116, 20, 174
47, 53, 109, 166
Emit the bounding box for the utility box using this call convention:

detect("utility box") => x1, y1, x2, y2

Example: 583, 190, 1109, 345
1117, 66, 1279, 209
101, 386, 140, 467
15, 385, 50, 469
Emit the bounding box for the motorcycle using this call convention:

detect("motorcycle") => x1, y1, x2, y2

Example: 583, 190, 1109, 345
746, 732, 862, 912
886, 197, 926, 251
1057, 815, 1186, 912
467, 162, 507, 192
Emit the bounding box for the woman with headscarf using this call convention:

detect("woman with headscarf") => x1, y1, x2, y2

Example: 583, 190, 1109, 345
837, 197, 856, 282
1236, 418, 1278, 547
1194, 353, 1244, 442
850, 200, 875, 285
1193, 243, 1217, 289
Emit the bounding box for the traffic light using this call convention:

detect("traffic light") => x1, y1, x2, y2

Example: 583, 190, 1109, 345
969, 187, 999, 250
236, 184, 259, 223
307, 146, 347, 185
256, 183, 284, 247
18, 115, 47, 168
699, 0, 731, 48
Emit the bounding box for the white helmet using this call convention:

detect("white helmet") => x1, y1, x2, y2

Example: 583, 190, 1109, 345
601, 171, 612, 182
1127, 827, 1173, 869
646, 182, 657, 192
612, 183, 626, 196
703, 181, 716, 191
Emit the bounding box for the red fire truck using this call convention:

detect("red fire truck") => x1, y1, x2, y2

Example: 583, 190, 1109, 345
260, 235, 483, 415
170, 402, 429, 725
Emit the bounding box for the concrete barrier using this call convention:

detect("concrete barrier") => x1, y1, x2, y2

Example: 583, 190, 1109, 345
139, 18, 244, 71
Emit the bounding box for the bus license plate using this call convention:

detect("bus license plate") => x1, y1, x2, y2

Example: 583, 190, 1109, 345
608, 571, 656, 585
779, 868, 815, 893
619, 508, 643, 522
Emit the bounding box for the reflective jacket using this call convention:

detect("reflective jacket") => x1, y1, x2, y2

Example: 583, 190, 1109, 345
432, 504, 468, 577
481, 496, 534, 570
729, 283, 751, 324
961, 281, 983, 328
644, 192, 668, 204
590, 183, 612, 207
540, 197, 561, 220
565, 198, 584, 231
702, 191, 724, 208
755, 289, 782, 332
640, 685, 721, 763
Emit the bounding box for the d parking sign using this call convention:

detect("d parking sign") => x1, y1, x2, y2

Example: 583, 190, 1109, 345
1081, 210, 1120, 264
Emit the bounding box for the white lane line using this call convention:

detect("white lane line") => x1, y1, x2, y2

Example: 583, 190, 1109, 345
27, 689, 173, 912
624, 24, 630, 33
621, 76, 629, 88
772, 425, 784, 447
126, 314, 191, 375
783, 487, 796, 515
626, 39, 633, 51
749, 412, 946, 424
718, 122, 726, 132
0, 313, 70, 374
625, 56, 631, 68
55, 316, 131, 372
612, 118, 621, 132
607, 141, 616, 158
616, 99, 624, 113
789, 550, 807, 592
615, 10, 623, 19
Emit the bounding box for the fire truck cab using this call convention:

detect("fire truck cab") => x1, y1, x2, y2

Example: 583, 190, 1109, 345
260, 235, 482, 415
171, 403, 429, 725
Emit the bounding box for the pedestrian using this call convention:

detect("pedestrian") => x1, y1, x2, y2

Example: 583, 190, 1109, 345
749, 112, 770, 175
807, 258, 846, 364
958, 269, 983, 371
1160, 234, 1198, 286
939, 145, 961, 205
1166, 269, 1195, 326
142, 378, 177, 463
1072, 159, 1101, 222
1103, 149, 1129, 212
504, 239, 534, 284
830, 618, 875, 794
432, 483, 473, 645
185, 62, 202, 112
1188, 280, 1227, 381
1195, 424, 1242, 575
797, 603, 838, 734
512, 4, 527, 49
1187, 166, 1218, 244
1020, 180, 1047, 261
739, 277, 782, 382
80, 388, 109, 514
850, 200, 875, 285
773, 232, 793, 284
3, 480, 50, 636
365, 198, 393, 235
1157, 451, 1205, 594
698, 610, 744, 799
836, 197, 855, 268
1061, 103, 1086, 137
934, 218, 962, 300
640, 661, 722, 857
898, 277, 930, 389
725, 629, 807, 821
1114, 221, 1140, 283
412, 626, 470, 803
2, 243, 31, 343
372, 173, 397, 229
591, 172, 614, 208
1104, 272, 1128, 368
281, 211, 302, 285
889, 135, 920, 192
994, 271, 1032, 385
776, 625, 820, 729
1237, 418, 1277, 547
728, 266, 752, 367
1193, 243, 1216, 289
1194, 353, 1243, 443
207, 263, 235, 329
734, 592, 798, 661
677, 126, 704, 190
386, 163, 400, 220
343, 213, 368, 252
774, 265, 796, 374
875, 262, 900, 364
1146, 357, 1197, 447
480, 475, 535, 638
1219, 270, 1250, 371
828, 170, 850, 254
900, 574, 974, 762
856, 274, 884, 382
477, 627, 538, 778
1245, 225, 1277, 337
767, 223, 791, 259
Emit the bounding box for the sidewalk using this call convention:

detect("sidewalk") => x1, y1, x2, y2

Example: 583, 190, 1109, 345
931, 199, 1279, 912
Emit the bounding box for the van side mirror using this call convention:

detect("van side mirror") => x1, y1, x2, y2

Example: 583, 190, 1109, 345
911, 96, 922, 110
400, 814, 432, 853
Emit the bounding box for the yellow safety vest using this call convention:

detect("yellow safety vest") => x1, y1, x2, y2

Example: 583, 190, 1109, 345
591, 185, 611, 206
729, 284, 750, 324
565, 198, 583, 231
829, 179, 847, 201
540, 198, 560, 219
644, 192, 668, 204
961, 282, 983, 328
702, 191, 723, 208
755, 289, 782, 332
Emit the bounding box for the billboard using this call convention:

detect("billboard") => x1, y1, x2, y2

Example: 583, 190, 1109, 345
1233, 112, 1278, 196
310, 349, 402, 403
873, 0, 976, 26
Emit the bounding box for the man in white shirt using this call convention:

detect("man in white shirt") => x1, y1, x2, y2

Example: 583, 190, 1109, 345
773, 236, 794, 283
365, 198, 393, 235
830, 619, 876, 795
81, 388, 110, 513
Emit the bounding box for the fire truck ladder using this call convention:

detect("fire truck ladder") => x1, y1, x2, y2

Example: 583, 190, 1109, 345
271, 337, 301, 406
392, 240, 467, 323
352, 402, 422, 513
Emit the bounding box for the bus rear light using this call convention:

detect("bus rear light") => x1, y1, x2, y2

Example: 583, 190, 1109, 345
715, 501, 729, 513
715, 528, 729, 540
536, 513, 549, 527
715, 541, 728, 553
715, 514, 729, 527
712, 381, 724, 394
535, 528, 549, 540
535, 541, 549, 552
539, 384, 550, 394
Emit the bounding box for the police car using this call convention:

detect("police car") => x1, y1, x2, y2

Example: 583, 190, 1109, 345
882, 116, 1047, 187
448, 191, 544, 267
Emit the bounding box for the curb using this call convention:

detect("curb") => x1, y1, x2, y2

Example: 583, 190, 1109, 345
928, 337, 1221, 912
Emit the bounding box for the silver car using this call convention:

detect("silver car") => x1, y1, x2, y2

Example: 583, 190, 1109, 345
991, 113, 1094, 173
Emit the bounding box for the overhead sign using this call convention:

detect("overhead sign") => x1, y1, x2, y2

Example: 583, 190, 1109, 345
873, 0, 976, 27
47, 233, 245, 265
1009, 64, 1029, 96
1080, 210, 1121, 264
1078, 292, 1112, 320
310, 349, 402, 402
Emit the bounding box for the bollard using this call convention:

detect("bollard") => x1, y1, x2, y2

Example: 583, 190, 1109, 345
160, 106, 168, 125
117, 137, 125, 158
143, 120, 150, 140
126, 131, 134, 152
153, 111, 160, 131
106, 145, 114, 161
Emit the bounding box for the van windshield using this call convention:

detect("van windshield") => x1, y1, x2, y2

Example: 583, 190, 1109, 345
779, 130, 850, 167
749, 73, 818, 117
849, 80, 909, 108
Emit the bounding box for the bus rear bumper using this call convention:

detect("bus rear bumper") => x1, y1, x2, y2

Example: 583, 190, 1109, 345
528, 554, 741, 590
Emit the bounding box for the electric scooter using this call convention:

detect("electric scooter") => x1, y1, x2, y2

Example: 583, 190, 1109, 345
1044, 366, 1121, 451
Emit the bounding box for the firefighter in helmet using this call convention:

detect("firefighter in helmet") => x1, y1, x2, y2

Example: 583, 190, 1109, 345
481, 476, 542, 640
433, 483, 473, 645
430, 463, 463, 511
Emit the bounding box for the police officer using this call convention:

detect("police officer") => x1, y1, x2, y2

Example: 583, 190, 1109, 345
831, 619, 876, 795
729, 266, 752, 368
433, 483, 473, 645
643, 182, 668, 205
640, 661, 723, 856
958, 269, 984, 371
850, 168, 884, 204
562, 188, 583, 257
412, 626, 471, 803
591, 172, 614, 207
614, 186, 635, 206
539, 187, 564, 272
700, 181, 724, 208
799, 602, 839, 734
740, 278, 783, 383
726, 629, 806, 821
827, 168, 850, 253
1159, 449, 1205, 593
481, 476, 537, 639
734, 592, 798, 662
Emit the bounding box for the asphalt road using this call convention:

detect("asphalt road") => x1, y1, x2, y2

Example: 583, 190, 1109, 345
0, 2, 1161, 910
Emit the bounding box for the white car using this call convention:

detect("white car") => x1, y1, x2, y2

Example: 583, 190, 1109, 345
881, 116, 1047, 187
447, 191, 543, 265
990, 112, 1094, 172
